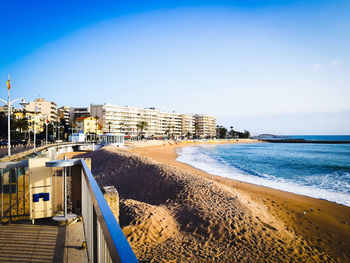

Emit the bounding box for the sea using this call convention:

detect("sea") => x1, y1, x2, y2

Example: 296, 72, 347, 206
176, 135, 350, 207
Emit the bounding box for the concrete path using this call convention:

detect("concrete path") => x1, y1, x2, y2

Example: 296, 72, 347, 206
0, 220, 88, 262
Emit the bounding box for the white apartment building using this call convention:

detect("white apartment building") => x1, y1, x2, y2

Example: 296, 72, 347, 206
194, 114, 216, 138
90, 103, 217, 138
90, 104, 183, 138
181, 114, 195, 137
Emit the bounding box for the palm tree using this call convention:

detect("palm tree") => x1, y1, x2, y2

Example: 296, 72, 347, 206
107, 121, 112, 134
95, 116, 100, 134
166, 125, 175, 139
194, 123, 200, 139
136, 121, 148, 139
13, 117, 28, 138
119, 122, 125, 134
230, 126, 234, 138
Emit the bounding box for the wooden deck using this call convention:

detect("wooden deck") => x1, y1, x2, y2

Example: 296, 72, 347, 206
0, 220, 88, 262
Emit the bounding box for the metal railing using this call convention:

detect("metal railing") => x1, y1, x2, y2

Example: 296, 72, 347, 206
0, 158, 138, 263
0, 160, 29, 221
80, 159, 138, 263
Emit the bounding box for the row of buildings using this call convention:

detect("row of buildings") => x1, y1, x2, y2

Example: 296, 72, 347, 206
1, 98, 216, 139
91, 103, 216, 138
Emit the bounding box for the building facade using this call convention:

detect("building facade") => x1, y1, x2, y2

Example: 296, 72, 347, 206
0, 105, 13, 116
194, 114, 216, 138
69, 107, 90, 124
58, 106, 70, 126
181, 114, 195, 137
25, 98, 58, 122
75, 116, 102, 135
90, 103, 216, 138
90, 104, 184, 138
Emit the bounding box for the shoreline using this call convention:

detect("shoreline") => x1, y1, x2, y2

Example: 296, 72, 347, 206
129, 141, 350, 261
132, 140, 349, 207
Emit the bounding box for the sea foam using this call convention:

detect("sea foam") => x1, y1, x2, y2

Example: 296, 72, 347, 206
176, 146, 350, 207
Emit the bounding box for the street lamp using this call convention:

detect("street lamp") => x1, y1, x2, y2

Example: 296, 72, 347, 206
0, 74, 24, 156
57, 125, 63, 141
68, 127, 74, 142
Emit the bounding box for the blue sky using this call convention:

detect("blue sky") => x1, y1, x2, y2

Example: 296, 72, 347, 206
1, 0, 349, 134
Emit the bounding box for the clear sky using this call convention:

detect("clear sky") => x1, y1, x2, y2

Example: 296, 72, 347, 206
1, 0, 349, 135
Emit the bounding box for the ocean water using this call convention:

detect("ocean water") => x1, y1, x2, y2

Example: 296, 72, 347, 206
176, 139, 350, 207
266, 135, 350, 141
288, 135, 350, 141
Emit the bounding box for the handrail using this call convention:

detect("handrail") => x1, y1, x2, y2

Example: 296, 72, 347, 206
0, 160, 28, 169
80, 159, 138, 263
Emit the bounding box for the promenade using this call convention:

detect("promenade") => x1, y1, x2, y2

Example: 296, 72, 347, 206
0, 219, 88, 262
0, 145, 34, 159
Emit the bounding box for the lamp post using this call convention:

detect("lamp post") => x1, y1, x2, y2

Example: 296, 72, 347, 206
0, 74, 24, 156
33, 105, 38, 150
46, 122, 48, 145
68, 127, 73, 142
52, 122, 55, 143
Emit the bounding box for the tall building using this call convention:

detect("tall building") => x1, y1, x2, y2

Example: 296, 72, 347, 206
91, 104, 183, 138
25, 98, 58, 122
69, 107, 90, 124
58, 106, 70, 126
181, 114, 195, 137
194, 114, 216, 138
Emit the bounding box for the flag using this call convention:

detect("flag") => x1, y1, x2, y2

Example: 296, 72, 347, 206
7, 80, 10, 90
35, 105, 38, 114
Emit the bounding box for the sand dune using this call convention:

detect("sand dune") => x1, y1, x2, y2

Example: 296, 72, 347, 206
82, 145, 347, 262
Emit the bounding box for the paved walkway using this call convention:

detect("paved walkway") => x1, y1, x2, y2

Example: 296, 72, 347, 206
0, 146, 35, 159
0, 220, 88, 262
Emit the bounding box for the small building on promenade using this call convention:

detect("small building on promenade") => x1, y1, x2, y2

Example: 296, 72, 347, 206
75, 116, 102, 135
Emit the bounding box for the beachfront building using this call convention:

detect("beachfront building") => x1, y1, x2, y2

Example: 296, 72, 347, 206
160, 111, 182, 138
75, 116, 102, 135
69, 107, 90, 124
25, 98, 58, 122
194, 114, 216, 138
91, 104, 183, 138
181, 114, 195, 138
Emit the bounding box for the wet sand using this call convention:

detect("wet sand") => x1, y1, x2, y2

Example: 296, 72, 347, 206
73, 142, 350, 262
130, 143, 350, 262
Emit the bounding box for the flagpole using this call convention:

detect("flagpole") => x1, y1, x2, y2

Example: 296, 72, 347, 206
46, 119, 48, 145
34, 106, 36, 150
7, 75, 11, 156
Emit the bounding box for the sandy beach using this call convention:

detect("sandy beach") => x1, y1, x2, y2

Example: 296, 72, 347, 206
81, 141, 350, 262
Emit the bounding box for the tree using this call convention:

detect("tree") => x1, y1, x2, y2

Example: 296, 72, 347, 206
107, 122, 112, 134
13, 117, 28, 137
0, 112, 6, 139
194, 123, 200, 139
215, 125, 227, 139
136, 121, 148, 139
119, 122, 125, 134
229, 126, 234, 138
166, 125, 175, 139
95, 116, 100, 134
